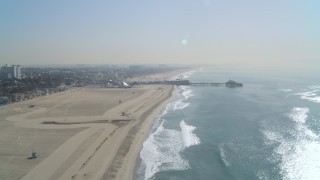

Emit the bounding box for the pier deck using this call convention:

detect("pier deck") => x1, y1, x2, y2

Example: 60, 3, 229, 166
164, 80, 243, 87
131, 80, 243, 87
190, 83, 226, 86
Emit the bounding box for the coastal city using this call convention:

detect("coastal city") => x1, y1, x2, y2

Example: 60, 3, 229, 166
0, 64, 182, 105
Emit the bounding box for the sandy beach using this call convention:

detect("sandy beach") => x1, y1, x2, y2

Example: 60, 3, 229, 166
0, 70, 184, 180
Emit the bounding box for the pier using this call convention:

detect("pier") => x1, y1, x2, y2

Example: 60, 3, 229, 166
190, 82, 226, 86
163, 80, 243, 87
130, 80, 243, 87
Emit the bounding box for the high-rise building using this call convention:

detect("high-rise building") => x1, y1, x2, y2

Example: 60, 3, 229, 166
14, 65, 21, 79
0, 64, 22, 80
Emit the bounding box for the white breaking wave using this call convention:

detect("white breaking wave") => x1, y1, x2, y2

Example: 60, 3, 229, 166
263, 130, 282, 145
289, 107, 309, 123
180, 120, 201, 147
181, 86, 193, 100
139, 79, 199, 179
296, 86, 320, 103
263, 107, 320, 180
171, 85, 193, 111
140, 120, 190, 180
140, 120, 201, 179
219, 144, 231, 167
172, 99, 190, 111
281, 140, 320, 180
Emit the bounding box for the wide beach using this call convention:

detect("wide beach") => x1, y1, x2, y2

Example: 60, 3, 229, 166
0, 70, 184, 180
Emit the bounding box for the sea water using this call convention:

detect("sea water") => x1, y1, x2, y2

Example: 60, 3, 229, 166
135, 66, 320, 180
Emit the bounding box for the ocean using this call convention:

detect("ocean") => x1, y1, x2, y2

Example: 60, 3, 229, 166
135, 66, 320, 180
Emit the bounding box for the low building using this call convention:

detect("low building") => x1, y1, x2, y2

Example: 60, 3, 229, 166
0, 97, 9, 105
225, 80, 243, 87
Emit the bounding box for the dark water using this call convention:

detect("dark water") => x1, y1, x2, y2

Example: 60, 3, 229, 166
136, 67, 320, 180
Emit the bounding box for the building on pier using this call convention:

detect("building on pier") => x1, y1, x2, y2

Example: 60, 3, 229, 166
225, 80, 243, 87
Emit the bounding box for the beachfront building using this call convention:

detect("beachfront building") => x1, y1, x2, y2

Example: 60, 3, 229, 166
0, 64, 22, 80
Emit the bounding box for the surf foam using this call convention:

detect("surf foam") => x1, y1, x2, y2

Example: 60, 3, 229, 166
181, 86, 193, 100
289, 107, 309, 123
263, 107, 320, 180
171, 86, 193, 111
219, 144, 231, 167
180, 120, 201, 147
140, 120, 190, 179
296, 87, 320, 103
172, 100, 190, 111
139, 79, 199, 179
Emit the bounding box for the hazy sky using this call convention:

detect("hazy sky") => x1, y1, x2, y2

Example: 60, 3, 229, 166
1, 0, 319, 67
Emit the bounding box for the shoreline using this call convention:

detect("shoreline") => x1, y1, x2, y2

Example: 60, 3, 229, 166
101, 69, 190, 180
104, 85, 177, 180
111, 69, 193, 180
132, 85, 177, 180
108, 69, 191, 180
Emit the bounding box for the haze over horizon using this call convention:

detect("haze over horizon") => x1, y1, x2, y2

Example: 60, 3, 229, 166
1, 0, 319, 70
